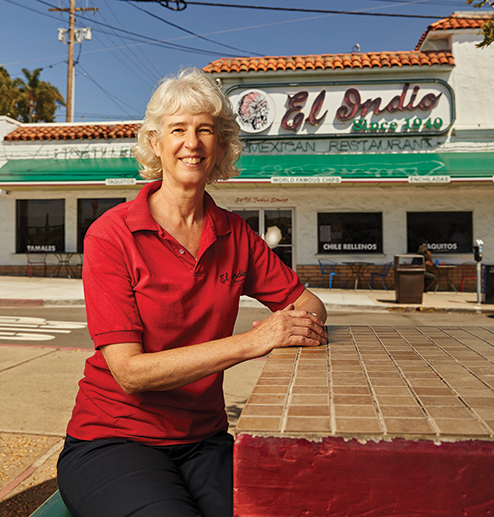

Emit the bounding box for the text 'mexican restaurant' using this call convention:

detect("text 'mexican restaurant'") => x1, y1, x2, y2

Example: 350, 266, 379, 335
0, 12, 493, 288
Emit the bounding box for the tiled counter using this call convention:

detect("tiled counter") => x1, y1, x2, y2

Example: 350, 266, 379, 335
234, 326, 494, 517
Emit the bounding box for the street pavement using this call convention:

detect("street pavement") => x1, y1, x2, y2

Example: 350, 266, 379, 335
0, 275, 493, 513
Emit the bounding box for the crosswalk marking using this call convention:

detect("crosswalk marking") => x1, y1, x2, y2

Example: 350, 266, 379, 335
0, 316, 87, 342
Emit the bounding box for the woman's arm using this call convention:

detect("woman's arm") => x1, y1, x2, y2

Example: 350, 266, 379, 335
292, 287, 327, 323
101, 288, 327, 395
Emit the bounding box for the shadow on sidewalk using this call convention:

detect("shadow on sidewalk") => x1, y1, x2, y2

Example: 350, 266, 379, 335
0, 479, 58, 517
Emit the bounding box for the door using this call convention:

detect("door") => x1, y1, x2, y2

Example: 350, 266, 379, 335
232, 208, 293, 269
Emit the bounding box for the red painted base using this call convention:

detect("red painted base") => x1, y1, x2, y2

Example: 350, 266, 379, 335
234, 434, 494, 517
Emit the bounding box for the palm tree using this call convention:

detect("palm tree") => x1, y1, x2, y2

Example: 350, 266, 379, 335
0, 67, 65, 123
0, 67, 22, 119
16, 68, 65, 123
19, 68, 42, 122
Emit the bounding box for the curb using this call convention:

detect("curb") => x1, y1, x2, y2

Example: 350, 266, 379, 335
323, 303, 492, 314
0, 299, 85, 307
0, 299, 43, 307
0, 298, 492, 314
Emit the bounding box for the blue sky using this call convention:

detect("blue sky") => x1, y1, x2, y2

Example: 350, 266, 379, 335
1, 0, 474, 123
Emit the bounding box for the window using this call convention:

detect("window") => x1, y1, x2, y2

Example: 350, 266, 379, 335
318, 212, 382, 254
232, 208, 293, 268
234, 210, 259, 234
407, 212, 472, 254
16, 199, 65, 253
264, 209, 293, 268
77, 198, 125, 251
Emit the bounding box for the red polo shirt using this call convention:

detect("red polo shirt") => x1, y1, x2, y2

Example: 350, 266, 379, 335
67, 180, 304, 446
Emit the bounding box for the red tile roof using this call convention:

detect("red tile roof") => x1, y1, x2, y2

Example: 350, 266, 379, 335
4, 123, 139, 142
203, 13, 491, 75
203, 50, 454, 74
415, 12, 491, 49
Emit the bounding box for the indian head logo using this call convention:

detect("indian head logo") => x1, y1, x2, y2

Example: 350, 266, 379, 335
235, 89, 275, 134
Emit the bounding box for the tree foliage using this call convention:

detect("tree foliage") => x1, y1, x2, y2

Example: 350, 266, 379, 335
0, 67, 22, 119
0, 67, 65, 123
466, 0, 494, 48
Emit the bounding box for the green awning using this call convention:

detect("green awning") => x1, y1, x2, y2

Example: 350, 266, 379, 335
0, 152, 492, 185
235, 152, 494, 181
0, 158, 142, 184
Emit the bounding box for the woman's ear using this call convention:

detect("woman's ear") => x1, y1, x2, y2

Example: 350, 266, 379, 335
150, 131, 161, 157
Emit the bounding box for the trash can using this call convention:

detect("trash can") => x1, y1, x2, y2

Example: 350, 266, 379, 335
482, 265, 494, 304
393, 255, 425, 304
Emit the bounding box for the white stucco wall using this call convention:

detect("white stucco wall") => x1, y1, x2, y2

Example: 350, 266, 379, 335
450, 32, 494, 131
208, 183, 494, 265
0, 117, 21, 167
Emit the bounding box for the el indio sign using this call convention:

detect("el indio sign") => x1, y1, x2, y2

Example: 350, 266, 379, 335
227, 80, 453, 138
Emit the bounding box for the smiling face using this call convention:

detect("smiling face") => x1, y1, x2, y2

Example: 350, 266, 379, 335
151, 110, 223, 191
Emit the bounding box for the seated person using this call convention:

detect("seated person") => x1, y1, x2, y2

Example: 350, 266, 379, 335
414, 243, 436, 292
56, 67, 328, 517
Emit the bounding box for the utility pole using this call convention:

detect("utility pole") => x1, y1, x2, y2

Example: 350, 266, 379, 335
50, 1, 97, 122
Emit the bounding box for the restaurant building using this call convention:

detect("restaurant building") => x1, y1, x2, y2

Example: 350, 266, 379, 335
0, 12, 493, 290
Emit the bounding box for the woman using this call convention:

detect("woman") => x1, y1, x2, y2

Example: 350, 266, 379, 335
57, 68, 327, 517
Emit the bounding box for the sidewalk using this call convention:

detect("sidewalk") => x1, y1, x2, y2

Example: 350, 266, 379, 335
0, 275, 493, 514
0, 344, 265, 514
1, 275, 493, 313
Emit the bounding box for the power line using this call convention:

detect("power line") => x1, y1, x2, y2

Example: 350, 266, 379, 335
77, 63, 140, 118
92, 33, 157, 87
73, 8, 255, 57
358, 0, 467, 5
25, 0, 255, 58
127, 2, 264, 57
122, 0, 447, 19
48, 0, 98, 122
94, 1, 160, 86
102, 0, 163, 79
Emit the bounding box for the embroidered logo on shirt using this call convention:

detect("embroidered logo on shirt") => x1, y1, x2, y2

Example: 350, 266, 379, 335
219, 269, 247, 286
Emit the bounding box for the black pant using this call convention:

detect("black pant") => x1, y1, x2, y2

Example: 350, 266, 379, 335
57, 432, 233, 517
424, 271, 436, 291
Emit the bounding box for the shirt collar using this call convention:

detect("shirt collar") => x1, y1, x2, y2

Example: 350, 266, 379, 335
203, 189, 231, 238
127, 180, 231, 238
127, 180, 161, 232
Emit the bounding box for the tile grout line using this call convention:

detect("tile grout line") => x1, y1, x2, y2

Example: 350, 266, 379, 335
463, 326, 494, 350
373, 327, 441, 437
411, 327, 494, 437
438, 327, 494, 382
439, 327, 494, 367
393, 326, 492, 436
328, 341, 336, 436
349, 327, 388, 436
279, 348, 300, 434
